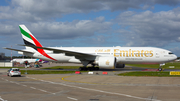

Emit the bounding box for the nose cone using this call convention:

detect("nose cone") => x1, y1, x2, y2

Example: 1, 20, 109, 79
174, 54, 178, 60
170, 54, 178, 61
167, 54, 177, 62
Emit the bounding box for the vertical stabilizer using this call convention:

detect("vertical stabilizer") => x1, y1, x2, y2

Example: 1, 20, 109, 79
19, 25, 42, 52
19, 25, 56, 61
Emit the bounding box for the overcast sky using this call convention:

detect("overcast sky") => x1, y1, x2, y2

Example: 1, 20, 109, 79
1, 0, 180, 56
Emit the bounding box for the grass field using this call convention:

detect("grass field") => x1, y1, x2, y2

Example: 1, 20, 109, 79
118, 71, 180, 77
44, 62, 180, 70
1, 62, 180, 70
127, 62, 180, 69
44, 66, 80, 69
44, 66, 100, 69
20, 70, 82, 74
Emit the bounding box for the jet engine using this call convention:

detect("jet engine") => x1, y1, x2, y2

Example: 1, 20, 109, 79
95, 57, 116, 69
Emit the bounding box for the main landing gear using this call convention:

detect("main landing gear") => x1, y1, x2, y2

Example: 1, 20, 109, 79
78, 66, 99, 71
79, 61, 99, 71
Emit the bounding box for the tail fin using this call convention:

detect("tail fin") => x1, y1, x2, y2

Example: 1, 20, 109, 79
19, 25, 42, 51
19, 25, 56, 61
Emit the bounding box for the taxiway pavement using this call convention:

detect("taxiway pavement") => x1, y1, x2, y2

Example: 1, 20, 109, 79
1, 63, 180, 101
1, 71, 180, 101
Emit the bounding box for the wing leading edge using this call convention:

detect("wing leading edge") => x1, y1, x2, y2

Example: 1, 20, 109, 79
3, 47, 34, 54
19, 45, 97, 60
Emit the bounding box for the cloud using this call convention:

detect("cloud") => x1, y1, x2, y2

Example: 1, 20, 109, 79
0, 16, 112, 40
153, 0, 180, 6
115, 7, 180, 47
25, 17, 112, 40
168, 47, 180, 56
1, 0, 180, 22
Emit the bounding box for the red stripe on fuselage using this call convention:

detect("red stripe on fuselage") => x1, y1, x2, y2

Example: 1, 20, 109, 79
29, 34, 57, 61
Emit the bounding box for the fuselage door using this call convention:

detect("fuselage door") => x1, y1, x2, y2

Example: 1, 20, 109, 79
156, 51, 160, 58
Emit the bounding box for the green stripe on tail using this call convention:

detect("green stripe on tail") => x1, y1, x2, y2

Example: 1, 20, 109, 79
19, 26, 32, 40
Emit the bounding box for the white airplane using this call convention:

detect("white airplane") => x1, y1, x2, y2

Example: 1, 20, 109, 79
4, 25, 177, 71
175, 59, 180, 62
11, 58, 42, 64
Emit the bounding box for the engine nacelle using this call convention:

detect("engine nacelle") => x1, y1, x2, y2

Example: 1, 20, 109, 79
116, 64, 125, 68
96, 57, 116, 69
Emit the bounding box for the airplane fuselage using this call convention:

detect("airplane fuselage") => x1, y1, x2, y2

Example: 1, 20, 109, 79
21, 46, 177, 65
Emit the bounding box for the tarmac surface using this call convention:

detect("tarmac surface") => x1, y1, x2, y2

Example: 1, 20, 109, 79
0, 63, 180, 101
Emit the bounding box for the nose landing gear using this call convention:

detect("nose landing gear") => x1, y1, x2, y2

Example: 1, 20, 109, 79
158, 63, 165, 71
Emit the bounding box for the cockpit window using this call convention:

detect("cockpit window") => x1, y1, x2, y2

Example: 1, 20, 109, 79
169, 52, 174, 54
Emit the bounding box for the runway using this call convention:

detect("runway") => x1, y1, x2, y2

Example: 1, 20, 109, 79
1, 72, 180, 101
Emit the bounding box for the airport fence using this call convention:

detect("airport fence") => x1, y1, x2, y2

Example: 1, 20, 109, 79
0, 62, 13, 67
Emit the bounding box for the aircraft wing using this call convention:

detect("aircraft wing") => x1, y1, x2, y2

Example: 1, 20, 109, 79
3, 47, 34, 54
19, 45, 97, 60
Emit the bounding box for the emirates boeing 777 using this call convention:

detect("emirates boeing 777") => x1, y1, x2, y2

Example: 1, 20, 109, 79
4, 25, 177, 71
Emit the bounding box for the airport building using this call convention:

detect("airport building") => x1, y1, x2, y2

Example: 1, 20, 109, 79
0, 53, 5, 60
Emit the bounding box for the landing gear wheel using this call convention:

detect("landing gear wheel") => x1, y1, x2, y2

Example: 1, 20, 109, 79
79, 66, 99, 71
88, 67, 92, 71
79, 67, 88, 71
95, 67, 99, 70
84, 68, 88, 71
158, 68, 162, 71
79, 67, 83, 71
